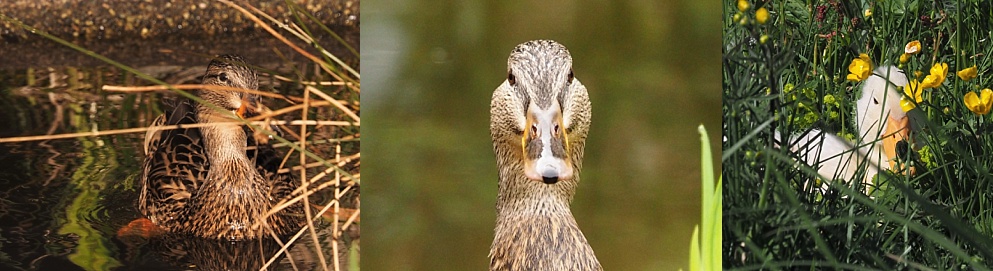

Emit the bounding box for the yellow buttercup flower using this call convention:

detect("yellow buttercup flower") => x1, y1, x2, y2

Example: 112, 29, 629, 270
930, 62, 949, 78
846, 54, 872, 82
964, 88, 993, 115
864, 9, 872, 17
920, 62, 948, 88
958, 65, 978, 81
900, 79, 923, 112
905, 40, 922, 55
899, 53, 910, 64
738, 0, 749, 12
921, 75, 939, 88
756, 7, 769, 24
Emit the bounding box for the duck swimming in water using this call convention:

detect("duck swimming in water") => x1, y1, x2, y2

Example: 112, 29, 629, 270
139, 54, 302, 240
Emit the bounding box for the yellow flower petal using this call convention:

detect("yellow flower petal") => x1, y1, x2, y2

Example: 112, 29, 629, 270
982, 89, 993, 113
920, 75, 939, 89
903, 79, 923, 103
905, 40, 922, 55
900, 96, 916, 112
847, 54, 872, 82
756, 7, 769, 24
901, 79, 924, 112
964, 90, 993, 115
931, 63, 948, 76
899, 53, 910, 64
921, 63, 948, 88
738, 0, 750, 12
958, 65, 978, 81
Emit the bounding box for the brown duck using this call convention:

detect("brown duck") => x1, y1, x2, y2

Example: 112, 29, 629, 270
139, 54, 302, 240
489, 40, 601, 270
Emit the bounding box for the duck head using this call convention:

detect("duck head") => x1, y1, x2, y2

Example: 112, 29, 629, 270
491, 40, 591, 185
196, 54, 260, 120
857, 65, 912, 170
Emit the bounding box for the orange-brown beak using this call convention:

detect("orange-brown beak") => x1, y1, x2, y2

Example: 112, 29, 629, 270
882, 115, 912, 173
236, 101, 250, 119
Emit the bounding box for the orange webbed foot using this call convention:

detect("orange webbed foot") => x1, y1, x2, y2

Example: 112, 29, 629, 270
116, 218, 166, 239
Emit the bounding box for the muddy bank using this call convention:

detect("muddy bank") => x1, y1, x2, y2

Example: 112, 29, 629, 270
0, 0, 359, 69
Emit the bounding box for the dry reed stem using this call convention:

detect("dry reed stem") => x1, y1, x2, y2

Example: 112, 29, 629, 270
0, 120, 351, 143
262, 154, 359, 230
278, 153, 359, 174
261, 218, 313, 270
249, 4, 360, 80
273, 74, 356, 87
205, 1, 357, 269
262, 176, 355, 224
103, 84, 296, 102
331, 143, 342, 271
264, 101, 358, 125
299, 83, 331, 271
259, 188, 360, 271
305, 85, 360, 123
218, 0, 357, 90
1, 80, 360, 143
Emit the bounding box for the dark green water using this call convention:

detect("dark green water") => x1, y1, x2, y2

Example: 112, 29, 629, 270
362, 0, 721, 270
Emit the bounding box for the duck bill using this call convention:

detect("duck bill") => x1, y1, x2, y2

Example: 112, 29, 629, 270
882, 115, 911, 172
235, 96, 253, 119
521, 106, 573, 184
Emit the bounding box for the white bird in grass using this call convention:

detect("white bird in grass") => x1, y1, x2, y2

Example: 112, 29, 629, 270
785, 65, 912, 192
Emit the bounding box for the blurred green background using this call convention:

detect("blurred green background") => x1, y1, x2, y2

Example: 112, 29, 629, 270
362, 0, 721, 270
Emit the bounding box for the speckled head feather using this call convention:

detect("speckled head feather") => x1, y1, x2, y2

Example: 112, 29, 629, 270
195, 54, 259, 117
507, 40, 574, 109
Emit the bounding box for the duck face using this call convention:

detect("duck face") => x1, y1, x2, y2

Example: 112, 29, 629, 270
491, 40, 591, 185
522, 100, 574, 183
199, 54, 260, 119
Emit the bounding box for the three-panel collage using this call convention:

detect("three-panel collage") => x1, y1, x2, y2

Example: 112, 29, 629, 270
9, 0, 990, 270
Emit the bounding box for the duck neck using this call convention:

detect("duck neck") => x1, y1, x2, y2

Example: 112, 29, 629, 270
194, 113, 273, 239
490, 173, 601, 270
196, 111, 264, 190
197, 109, 249, 164
495, 173, 576, 218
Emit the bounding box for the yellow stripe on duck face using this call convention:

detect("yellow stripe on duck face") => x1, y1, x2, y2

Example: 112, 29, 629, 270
521, 116, 532, 160
559, 114, 571, 162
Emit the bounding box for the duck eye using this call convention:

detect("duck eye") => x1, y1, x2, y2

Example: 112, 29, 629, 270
553, 123, 560, 137
218, 72, 228, 82
530, 123, 538, 138
508, 71, 516, 86
567, 69, 574, 84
